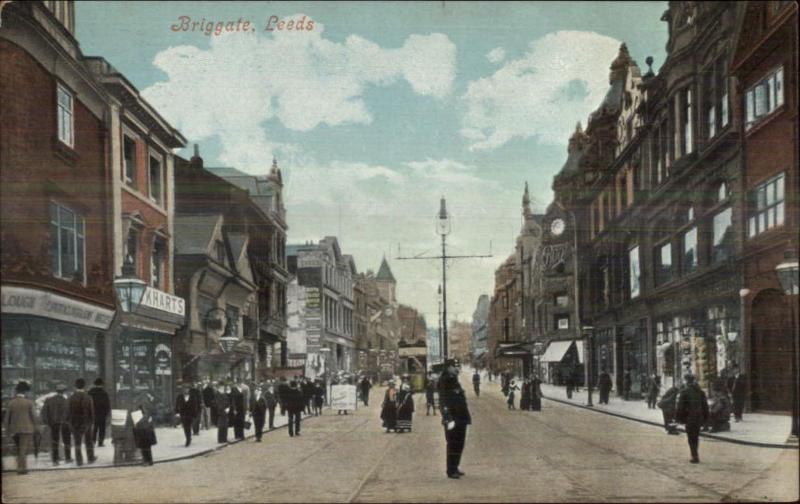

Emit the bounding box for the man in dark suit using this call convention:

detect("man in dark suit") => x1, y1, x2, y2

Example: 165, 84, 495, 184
214, 383, 231, 443
67, 378, 96, 466
439, 359, 472, 479
277, 377, 289, 416
472, 371, 481, 397
202, 381, 217, 429
251, 387, 268, 442
229, 383, 246, 440
598, 369, 613, 404
727, 368, 747, 422
263, 383, 278, 428
176, 383, 197, 447
41, 382, 72, 465
359, 376, 372, 406
189, 382, 203, 435
676, 373, 709, 464
6, 381, 36, 474
285, 380, 305, 437
88, 378, 110, 447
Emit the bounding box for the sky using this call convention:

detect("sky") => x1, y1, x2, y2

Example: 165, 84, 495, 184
77, 1, 668, 326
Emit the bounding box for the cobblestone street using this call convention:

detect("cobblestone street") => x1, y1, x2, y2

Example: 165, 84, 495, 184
3, 374, 797, 503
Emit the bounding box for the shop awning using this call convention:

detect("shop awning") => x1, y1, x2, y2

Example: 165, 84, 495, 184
576, 341, 584, 364
540, 340, 575, 363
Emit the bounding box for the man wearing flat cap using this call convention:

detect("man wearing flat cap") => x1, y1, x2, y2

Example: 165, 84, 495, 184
41, 382, 72, 465
438, 359, 472, 479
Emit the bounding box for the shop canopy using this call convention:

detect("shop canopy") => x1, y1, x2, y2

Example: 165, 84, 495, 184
540, 340, 583, 363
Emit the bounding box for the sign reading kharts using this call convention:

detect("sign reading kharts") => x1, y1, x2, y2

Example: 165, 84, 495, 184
139, 287, 186, 316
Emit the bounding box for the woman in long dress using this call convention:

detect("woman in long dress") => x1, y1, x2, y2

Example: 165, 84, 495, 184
396, 382, 415, 432
380, 381, 398, 432
507, 380, 520, 410
520, 379, 531, 410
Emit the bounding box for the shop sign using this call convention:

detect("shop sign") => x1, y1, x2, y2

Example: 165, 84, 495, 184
139, 287, 185, 316
1, 286, 114, 330
155, 343, 172, 375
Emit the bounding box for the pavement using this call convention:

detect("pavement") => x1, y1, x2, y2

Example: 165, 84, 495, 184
536, 382, 797, 448
2, 408, 315, 473
2, 370, 797, 503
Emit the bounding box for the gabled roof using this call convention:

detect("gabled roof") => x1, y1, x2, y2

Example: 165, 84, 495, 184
376, 257, 396, 283
174, 214, 221, 255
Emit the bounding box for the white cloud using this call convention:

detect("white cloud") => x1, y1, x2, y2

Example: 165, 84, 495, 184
461, 30, 622, 151
486, 47, 506, 64
142, 16, 457, 174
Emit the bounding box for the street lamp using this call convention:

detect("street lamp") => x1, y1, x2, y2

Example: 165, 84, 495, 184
437, 197, 451, 360
113, 258, 147, 313
582, 326, 594, 407
775, 250, 799, 439
205, 307, 239, 353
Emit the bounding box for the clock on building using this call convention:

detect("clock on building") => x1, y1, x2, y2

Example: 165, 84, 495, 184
550, 218, 565, 236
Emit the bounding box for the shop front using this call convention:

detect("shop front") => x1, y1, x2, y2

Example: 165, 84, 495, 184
1, 286, 114, 404
539, 340, 583, 385
114, 286, 185, 424
621, 320, 649, 398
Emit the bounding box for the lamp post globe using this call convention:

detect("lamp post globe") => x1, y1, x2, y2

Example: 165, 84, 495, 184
113, 262, 147, 313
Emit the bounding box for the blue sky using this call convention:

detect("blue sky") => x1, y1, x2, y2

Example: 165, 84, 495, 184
77, 1, 668, 324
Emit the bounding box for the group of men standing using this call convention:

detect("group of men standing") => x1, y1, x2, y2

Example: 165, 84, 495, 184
6, 378, 111, 474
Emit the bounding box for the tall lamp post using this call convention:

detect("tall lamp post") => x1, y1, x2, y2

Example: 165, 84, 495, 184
775, 250, 799, 440
437, 197, 451, 359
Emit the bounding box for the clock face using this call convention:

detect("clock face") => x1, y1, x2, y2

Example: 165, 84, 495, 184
551, 218, 565, 236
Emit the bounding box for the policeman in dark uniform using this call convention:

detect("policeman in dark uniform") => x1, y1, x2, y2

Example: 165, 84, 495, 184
438, 359, 472, 479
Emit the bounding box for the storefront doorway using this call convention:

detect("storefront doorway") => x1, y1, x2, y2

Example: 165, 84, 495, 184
750, 289, 792, 412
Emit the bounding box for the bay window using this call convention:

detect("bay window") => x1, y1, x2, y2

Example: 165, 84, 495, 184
745, 66, 784, 129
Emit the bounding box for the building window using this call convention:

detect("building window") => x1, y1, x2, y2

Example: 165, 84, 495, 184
679, 87, 693, 156
718, 182, 728, 202
57, 84, 74, 147
601, 266, 610, 308
555, 293, 569, 307
712, 207, 734, 263
50, 202, 85, 281
628, 246, 641, 298
682, 227, 698, 274
123, 136, 137, 187
745, 66, 784, 129
151, 239, 166, 289
705, 57, 730, 140
748, 172, 785, 237
148, 154, 163, 205
656, 242, 672, 286
197, 294, 215, 330
126, 227, 139, 274
214, 240, 225, 263
224, 305, 239, 338
557, 317, 569, 330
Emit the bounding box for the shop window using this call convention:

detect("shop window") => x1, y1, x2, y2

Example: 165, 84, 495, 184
745, 66, 784, 129
628, 245, 641, 299
50, 201, 85, 282
57, 83, 73, 147
123, 135, 137, 187
748, 172, 785, 237
682, 227, 698, 274
148, 154, 163, 206
712, 207, 733, 263
655, 242, 672, 286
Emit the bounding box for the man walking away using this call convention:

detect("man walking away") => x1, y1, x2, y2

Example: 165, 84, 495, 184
215, 383, 231, 443
657, 383, 681, 434
439, 360, 472, 479
565, 372, 574, 399
622, 370, 632, 401
425, 373, 437, 416
598, 369, 612, 405
728, 368, 747, 422
359, 376, 372, 406
251, 386, 267, 442
277, 377, 289, 416
6, 381, 36, 474
88, 378, 110, 447
41, 382, 72, 465
676, 374, 709, 464
229, 383, 246, 440
646, 374, 660, 409
67, 378, 96, 465
472, 371, 481, 397
313, 380, 325, 417
176, 383, 196, 447
286, 380, 304, 437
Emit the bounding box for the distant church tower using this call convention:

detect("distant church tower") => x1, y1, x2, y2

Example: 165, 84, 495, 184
375, 256, 397, 304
